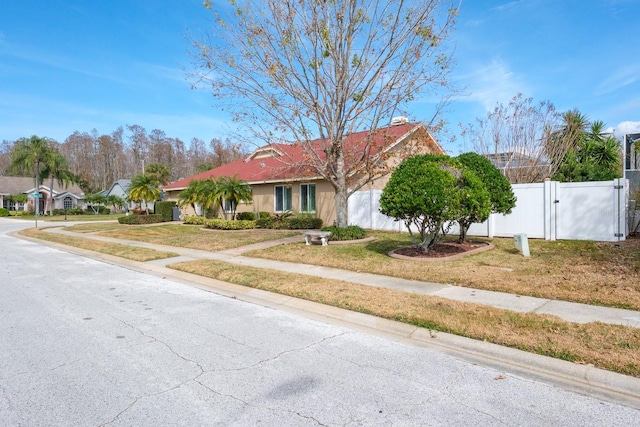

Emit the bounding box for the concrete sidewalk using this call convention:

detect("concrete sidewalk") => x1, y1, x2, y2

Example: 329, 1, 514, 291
44, 226, 640, 329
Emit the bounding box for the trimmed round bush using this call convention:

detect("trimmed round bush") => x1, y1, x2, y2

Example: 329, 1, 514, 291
0, 208, 9, 217
236, 211, 256, 221
321, 225, 366, 241
286, 214, 323, 229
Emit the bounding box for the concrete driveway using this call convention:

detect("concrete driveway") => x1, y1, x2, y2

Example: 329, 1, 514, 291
1, 219, 639, 426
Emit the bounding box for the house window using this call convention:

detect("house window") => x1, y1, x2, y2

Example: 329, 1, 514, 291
274, 185, 292, 212
64, 197, 73, 210
223, 199, 236, 213
300, 183, 316, 213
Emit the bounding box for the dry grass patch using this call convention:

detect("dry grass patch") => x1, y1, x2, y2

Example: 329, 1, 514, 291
169, 259, 640, 377
65, 222, 124, 233
73, 223, 299, 251
20, 228, 179, 262
245, 232, 640, 310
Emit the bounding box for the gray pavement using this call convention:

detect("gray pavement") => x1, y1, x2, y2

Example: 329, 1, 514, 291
5, 218, 640, 412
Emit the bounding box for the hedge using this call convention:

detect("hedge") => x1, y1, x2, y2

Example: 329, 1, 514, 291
0, 208, 9, 217
236, 211, 255, 221
205, 219, 256, 230
155, 201, 176, 222
321, 225, 367, 241
286, 215, 323, 229
118, 214, 164, 225
183, 215, 207, 225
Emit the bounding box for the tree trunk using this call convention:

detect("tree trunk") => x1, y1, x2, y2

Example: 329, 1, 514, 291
50, 176, 55, 216
334, 187, 349, 228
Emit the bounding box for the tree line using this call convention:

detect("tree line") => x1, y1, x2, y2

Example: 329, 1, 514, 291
0, 125, 246, 193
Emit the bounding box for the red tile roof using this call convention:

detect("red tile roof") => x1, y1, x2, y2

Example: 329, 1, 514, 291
163, 122, 439, 190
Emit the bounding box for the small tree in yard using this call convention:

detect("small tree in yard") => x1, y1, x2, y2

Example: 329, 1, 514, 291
85, 193, 107, 214
456, 152, 516, 242
128, 174, 161, 214
380, 155, 462, 252
106, 194, 126, 213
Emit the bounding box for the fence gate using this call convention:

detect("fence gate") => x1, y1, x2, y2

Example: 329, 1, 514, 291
554, 179, 627, 242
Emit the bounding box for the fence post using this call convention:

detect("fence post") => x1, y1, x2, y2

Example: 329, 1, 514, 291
544, 179, 553, 240
487, 213, 494, 238
616, 178, 627, 241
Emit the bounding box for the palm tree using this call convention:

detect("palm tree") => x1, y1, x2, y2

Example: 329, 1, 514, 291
40, 149, 77, 215
127, 173, 161, 214
9, 135, 54, 215
106, 194, 126, 213
547, 110, 589, 164
197, 178, 224, 218
177, 179, 204, 216
218, 175, 253, 220
145, 163, 171, 186
85, 193, 108, 214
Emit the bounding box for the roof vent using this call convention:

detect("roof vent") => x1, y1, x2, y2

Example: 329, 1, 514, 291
390, 116, 409, 126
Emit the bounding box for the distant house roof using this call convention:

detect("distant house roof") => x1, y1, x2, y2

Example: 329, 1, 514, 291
101, 179, 131, 197
0, 176, 84, 196
164, 122, 441, 191
0, 176, 36, 195
484, 151, 543, 169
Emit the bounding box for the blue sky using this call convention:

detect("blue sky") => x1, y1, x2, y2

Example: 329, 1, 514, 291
1, 0, 639, 154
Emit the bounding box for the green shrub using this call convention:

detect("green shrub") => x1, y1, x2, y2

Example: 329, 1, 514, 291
258, 211, 271, 219
154, 201, 176, 222
183, 215, 207, 225
0, 208, 9, 217
86, 206, 111, 215
286, 214, 323, 229
9, 210, 29, 216
66, 208, 84, 215
255, 217, 273, 228
205, 219, 256, 230
321, 225, 367, 241
236, 211, 256, 221
118, 214, 164, 225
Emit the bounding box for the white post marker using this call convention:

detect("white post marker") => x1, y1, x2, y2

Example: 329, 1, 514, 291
513, 233, 530, 257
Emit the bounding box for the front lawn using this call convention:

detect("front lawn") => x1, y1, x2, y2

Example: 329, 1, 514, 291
246, 231, 640, 310
64, 223, 300, 251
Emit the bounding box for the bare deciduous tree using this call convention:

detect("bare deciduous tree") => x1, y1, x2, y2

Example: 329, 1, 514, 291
460, 94, 574, 183
190, 0, 459, 226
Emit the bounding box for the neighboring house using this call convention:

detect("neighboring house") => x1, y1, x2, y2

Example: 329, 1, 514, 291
100, 179, 136, 212
484, 151, 550, 183
163, 121, 444, 225
0, 176, 85, 213
624, 132, 640, 195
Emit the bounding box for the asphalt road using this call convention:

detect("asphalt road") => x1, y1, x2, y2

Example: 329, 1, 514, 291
1, 219, 639, 426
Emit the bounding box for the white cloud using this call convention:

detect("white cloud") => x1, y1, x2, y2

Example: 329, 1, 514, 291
456, 59, 529, 111
613, 121, 640, 140
596, 64, 640, 95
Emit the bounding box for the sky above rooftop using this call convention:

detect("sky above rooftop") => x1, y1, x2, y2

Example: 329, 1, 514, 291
1, 0, 639, 153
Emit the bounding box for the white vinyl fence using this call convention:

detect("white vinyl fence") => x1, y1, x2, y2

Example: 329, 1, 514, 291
348, 178, 629, 242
